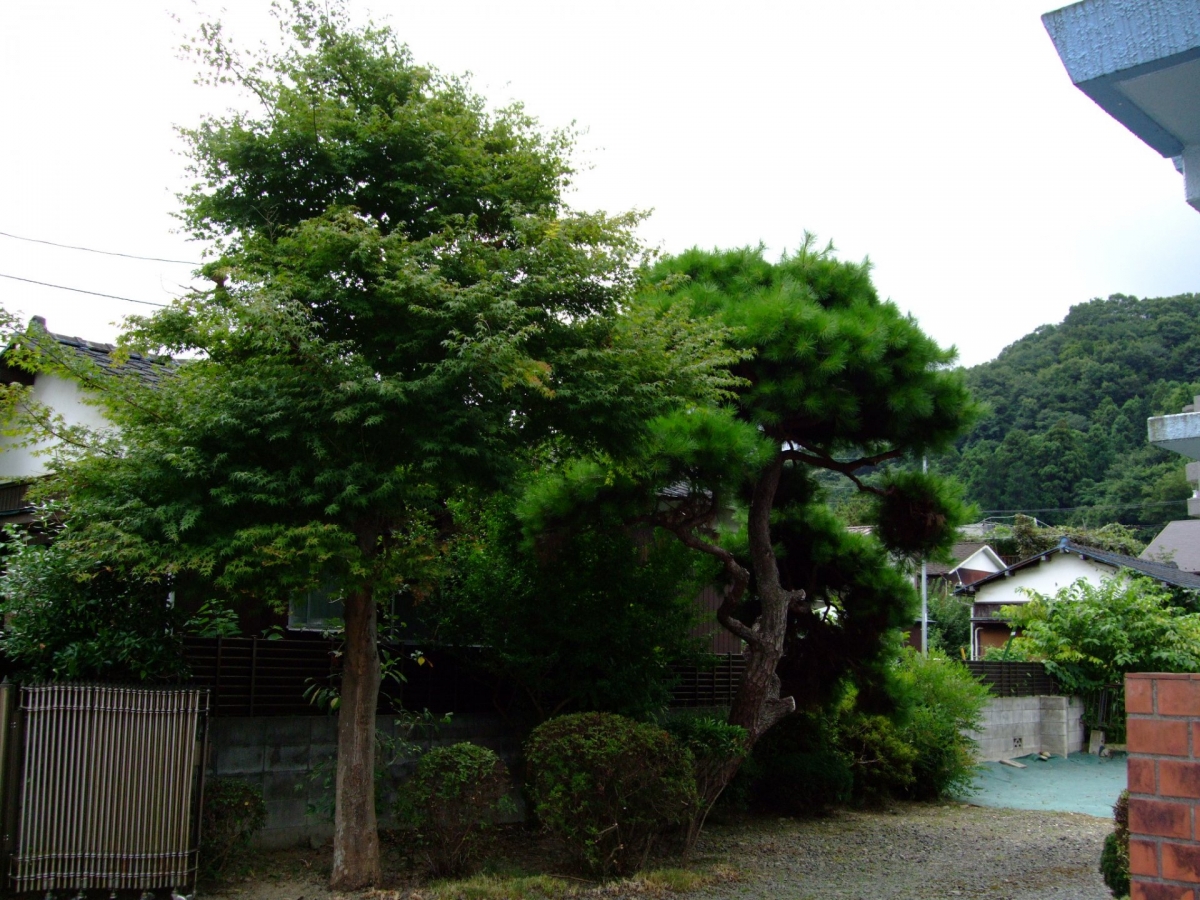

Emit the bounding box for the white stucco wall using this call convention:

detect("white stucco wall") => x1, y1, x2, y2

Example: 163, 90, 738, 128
972, 553, 1115, 606
0, 373, 111, 480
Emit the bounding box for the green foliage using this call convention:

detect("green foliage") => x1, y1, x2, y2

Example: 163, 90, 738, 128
200, 777, 268, 879
185, 598, 242, 637
944, 293, 1200, 531
837, 707, 919, 805
524, 712, 697, 876
873, 470, 975, 562
1099, 790, 1130, 898
0, 524, 187, 683
986, 515, 1145, 560
740, 649, 986, 809
736, 710, 853, 815
887, 649, 988, 800
430, 497, 710, 721
395, 742, 512, 877
1001, 576, 1200, 694
926, 585, 972, 658
661, 714, 748, 850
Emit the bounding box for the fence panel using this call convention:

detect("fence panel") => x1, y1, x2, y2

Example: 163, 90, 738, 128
965, 661, 1060, 696
6, 684, 208, 892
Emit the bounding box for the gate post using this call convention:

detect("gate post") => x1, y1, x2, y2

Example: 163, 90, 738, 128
0, 682, 21, 885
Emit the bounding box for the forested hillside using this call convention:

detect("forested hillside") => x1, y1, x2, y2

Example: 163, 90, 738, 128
939, 293, 1200, 533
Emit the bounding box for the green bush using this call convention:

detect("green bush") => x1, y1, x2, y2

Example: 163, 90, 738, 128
838, 709, 919, 805
662, 714, 748, 850
396, 742, 512, 876
0, 531, 188, 683
739, 711, 852, 816
891, 650, 988, 800
1100, 790, 1130, 898
524, 712, 697, 876
200, 778, 267, 879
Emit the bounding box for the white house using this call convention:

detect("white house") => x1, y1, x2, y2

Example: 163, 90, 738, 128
958, 538, 1200, 660
0, 317, 168, 520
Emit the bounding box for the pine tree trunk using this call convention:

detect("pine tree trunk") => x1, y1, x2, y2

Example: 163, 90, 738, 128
330, 584, 382, 889
727, 456, 797, 744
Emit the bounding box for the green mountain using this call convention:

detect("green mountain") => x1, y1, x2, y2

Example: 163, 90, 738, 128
940, 293, 1200, 534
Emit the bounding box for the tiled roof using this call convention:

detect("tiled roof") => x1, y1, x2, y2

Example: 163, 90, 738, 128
28, 317, 171, 384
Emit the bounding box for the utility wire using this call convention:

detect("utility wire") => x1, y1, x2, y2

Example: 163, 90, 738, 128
980, 498, 1186, 515
0, 229, 200, 266
0, 272, 168, 308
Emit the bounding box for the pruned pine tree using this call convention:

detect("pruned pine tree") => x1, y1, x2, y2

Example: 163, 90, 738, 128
522, 244, 978, 763
26, 4, 740, 889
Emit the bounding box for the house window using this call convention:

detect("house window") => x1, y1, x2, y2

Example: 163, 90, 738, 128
288, 583, 344, 633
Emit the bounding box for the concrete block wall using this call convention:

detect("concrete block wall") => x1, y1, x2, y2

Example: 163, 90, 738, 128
968, 695, 1086, 761
1126, 673, 1200, 900
207, 713, 522, 848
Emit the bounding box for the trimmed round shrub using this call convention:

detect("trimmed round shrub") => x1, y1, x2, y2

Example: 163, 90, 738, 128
396, 742, 511, 876
200, 777, 267, 879
524, 712, 697, 876
1100, 790, 1130, 898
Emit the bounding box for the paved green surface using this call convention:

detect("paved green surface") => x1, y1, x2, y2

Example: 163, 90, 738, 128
963, 751, 1127, 818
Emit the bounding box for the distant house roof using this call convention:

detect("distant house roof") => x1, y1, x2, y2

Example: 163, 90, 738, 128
957, 537, 1200, 594
1142, 519, 1200, 574
21, 317, 171, 385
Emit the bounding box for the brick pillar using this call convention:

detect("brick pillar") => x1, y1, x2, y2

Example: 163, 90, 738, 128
1127, 673, 1200, 900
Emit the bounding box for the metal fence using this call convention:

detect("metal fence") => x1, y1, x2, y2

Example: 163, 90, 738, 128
0, 683, 208, 892
182, 637, 747, 716
965, 661, 1061, 697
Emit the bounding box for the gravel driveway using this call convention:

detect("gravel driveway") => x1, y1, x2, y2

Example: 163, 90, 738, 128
688, 804, 1112, 900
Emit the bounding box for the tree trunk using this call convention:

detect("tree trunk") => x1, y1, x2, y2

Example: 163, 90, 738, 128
727, 456, 798, 744
330, 583, 382, 889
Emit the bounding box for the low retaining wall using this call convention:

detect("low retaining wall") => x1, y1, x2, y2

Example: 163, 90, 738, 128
207, 713, 522, 848
969, 695, 1086, 761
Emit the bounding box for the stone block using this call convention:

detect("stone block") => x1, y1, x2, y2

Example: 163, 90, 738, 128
214, 743, 264, 775
266, 742, 311, 772
261, 770, 305, 803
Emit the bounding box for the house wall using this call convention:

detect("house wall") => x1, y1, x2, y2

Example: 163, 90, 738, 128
1125, 672, 1200, 900
967, 695, 1086, 761
207, 713, 524, 849
0, 373, 110, 480
972, 553, 1114, 607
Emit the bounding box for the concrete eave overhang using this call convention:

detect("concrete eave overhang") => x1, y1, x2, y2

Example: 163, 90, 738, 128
1043, 0, 1200, 212
1149, 411, 1200, 459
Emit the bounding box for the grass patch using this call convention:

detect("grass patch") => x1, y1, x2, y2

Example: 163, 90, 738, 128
397, 863, 738, 899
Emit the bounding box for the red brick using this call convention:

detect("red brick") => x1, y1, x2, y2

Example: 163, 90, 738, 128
1162, 762, 1200, 799
1131, 798, 1192, 838
1164, 842, 1200, 881
1133, 881, 1194, 900
1130, 718, 1190, 756
1129, 677, 1156, 714
1131, 839, 1160, 876
1160, 681, 1200, 717
1131, 758, 1158, 794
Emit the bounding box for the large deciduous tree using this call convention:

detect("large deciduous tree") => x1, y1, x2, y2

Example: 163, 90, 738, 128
34, 4, 737, 889
524, 244, 978, 753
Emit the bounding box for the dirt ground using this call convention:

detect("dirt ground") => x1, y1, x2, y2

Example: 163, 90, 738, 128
203, 802, 1114, 900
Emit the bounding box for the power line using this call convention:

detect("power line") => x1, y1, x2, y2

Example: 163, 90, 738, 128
0, 272, 168, 308
0, 229, 200, 266
980, 498, 1186, 515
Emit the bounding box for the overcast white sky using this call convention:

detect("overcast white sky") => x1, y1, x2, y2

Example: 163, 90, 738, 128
2, 0, 1198, 367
